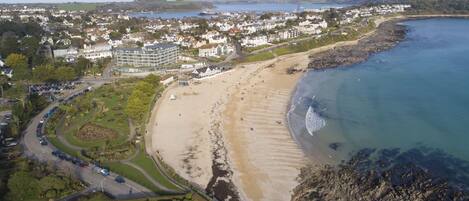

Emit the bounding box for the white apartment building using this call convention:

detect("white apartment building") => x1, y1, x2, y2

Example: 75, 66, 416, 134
115, 43, 179, 68
79, 44, 113, 61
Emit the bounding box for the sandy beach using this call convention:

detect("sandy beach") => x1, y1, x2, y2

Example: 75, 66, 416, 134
146, 42, 364, 200
146, 16, 399, 201
146, 62, 269, 189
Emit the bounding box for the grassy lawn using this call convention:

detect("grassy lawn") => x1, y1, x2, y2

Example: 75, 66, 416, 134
243, 51, 275, 63
56, 3, 102, 11
243, 44, 272, 53
102, 161, 165, 194
272, 46, 298, 56
62, 81, 135, 148
130, 149, 179, 190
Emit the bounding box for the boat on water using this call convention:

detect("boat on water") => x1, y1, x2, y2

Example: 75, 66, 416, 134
199, 10, 218, 16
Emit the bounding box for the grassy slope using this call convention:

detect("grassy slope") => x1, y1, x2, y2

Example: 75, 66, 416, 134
130, 149, 179, 190
102, 161, 164, 193
243, 51, 275, 62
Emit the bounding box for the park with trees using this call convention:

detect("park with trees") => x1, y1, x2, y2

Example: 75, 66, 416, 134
43, 74, 179, 194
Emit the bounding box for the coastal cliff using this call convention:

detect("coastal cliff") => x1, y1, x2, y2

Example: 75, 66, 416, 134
308, 20, 407, 70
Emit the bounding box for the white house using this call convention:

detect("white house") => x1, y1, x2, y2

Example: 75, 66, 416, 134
208, 35, 228, 44
79, 43, 112, 61
54, 47, 79, 62
241, 35, 269, 47
198, 44, 234, 58
198, 44, 218, 57
192, 66, 222, 78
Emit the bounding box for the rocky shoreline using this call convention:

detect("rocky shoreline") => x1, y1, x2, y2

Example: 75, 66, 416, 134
292, 147, 469, 201
308, 19, 407, 70
293, 17, 469, 201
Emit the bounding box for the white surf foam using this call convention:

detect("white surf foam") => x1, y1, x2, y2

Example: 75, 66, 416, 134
305, 105, 326, 136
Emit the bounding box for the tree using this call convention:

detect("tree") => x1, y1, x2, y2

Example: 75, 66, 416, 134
19, 36, 40, 59
0, 32, 19, 57
55, 66, 76, 81
75, 56, 92, 76
6, 171, 40, 201
143, 74, 161, 87
134, 81, 154, 98
125, 90, 148, 122
5, 53, 31, 80
109, 31, 123, 40
32, 64, 55, 82
0, 75, 7, 97
260, 13, 273, 20
39, 176, 66, 199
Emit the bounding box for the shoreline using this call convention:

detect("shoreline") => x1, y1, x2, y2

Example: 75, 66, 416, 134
146, 15, 402, 201
146, 14, 469, 201
218, 17, 405, 201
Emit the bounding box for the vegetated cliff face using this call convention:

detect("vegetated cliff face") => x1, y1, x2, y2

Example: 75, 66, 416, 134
292, 148, 469, 201
308, 20, 406, 70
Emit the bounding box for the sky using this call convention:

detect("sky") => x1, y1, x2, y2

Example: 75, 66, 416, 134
0, 0, 132, 3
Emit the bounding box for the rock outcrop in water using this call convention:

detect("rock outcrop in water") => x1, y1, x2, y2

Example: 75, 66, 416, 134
292, 148, 469, 201
308, 20, 407, 70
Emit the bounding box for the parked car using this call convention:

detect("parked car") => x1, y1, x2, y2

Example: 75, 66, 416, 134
100, 168, 110, 176
115, 176, 125, 184
5, 141, 17, 147
52, 150, 60, 156
39, 138, 48, 146
93, 166, 110, 176
79, 161, 89, 167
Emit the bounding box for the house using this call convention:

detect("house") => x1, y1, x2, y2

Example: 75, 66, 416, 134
208, 35, 228, 44
79, 43, 113, 61
54, 47, 79, 62
181, 62, 205, 69
198, 44, 218, 57
198, 44, 234, 58
1, 68, 13, 78
192, 66, 222, 78
241, 35, 268, 47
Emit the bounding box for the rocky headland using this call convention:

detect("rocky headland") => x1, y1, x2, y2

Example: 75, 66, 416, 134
308, 19, 407, 70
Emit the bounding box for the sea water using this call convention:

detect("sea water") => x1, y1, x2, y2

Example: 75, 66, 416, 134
289, 19, 469, 167
130, 3, 349, 19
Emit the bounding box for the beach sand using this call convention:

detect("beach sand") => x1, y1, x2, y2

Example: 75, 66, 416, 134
146, 16, 398, 201
146, 63, 268, 188
223, 53, 310, 201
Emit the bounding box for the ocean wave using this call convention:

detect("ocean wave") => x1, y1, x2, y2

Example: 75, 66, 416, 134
305, 105, 326, 136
